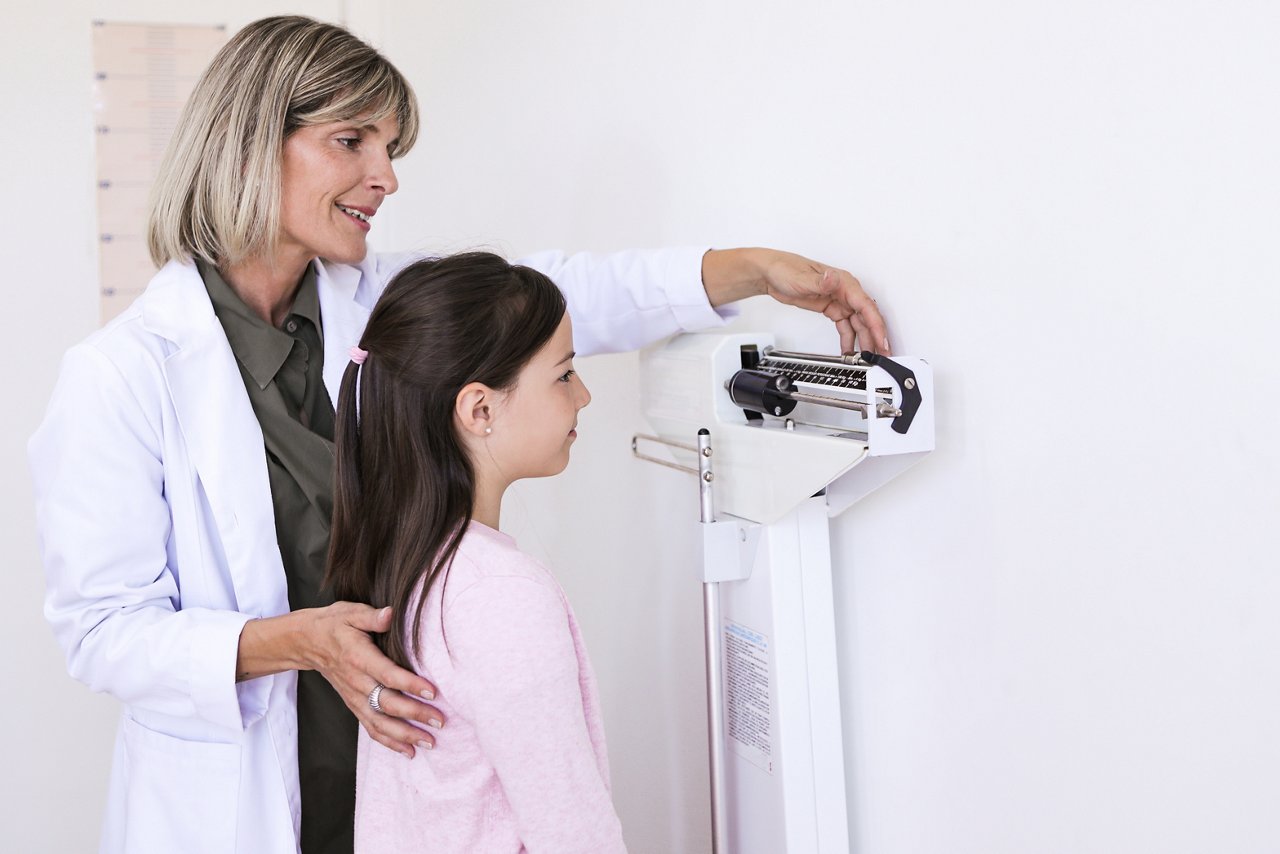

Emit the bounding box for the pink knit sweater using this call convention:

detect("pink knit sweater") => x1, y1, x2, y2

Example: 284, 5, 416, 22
353, 522, 627, 853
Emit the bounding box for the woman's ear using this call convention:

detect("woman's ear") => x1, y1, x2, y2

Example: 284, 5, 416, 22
454, 382, 496, 438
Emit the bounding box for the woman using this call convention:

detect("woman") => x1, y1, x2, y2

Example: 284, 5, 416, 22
30, 15, 891, 854
330, 253, 624, 852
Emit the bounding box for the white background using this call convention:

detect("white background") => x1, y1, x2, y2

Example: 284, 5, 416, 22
3, 1, 1278, 852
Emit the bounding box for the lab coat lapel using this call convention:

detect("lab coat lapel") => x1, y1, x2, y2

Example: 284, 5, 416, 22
316, 258, 373, 409
141, 261, 289, 617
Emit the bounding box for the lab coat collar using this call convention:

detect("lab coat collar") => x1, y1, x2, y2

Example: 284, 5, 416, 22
315, 256, 374, 410
139, 256, 374, 407
138, 256, 365, 331
138, 258, 222, 344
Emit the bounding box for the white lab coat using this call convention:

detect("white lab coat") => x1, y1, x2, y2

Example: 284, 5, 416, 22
30, 247, 729, 854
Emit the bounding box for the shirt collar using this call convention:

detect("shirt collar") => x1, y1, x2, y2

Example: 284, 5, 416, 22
289, 263, 324, 331
198, 259, 321, 390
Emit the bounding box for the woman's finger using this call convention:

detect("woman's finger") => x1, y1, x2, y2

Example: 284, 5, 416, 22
370, 683, 446, 730
824, 273, 885, 353
838, 303, 875, 354
336, 679, 439, 757
831, 272, 891, 355
358, 641, 440, 702
329, 646, 446, 730
329, 679, 416, 756
360, 697, 438, 754
834, 316, 857, 354
361, 709, 434, 757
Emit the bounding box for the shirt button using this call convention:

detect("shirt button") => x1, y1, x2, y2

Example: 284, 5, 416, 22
285, 320, 299, 333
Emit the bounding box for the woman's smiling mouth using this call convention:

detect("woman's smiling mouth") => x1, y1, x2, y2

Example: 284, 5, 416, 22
336, 203, 373, 229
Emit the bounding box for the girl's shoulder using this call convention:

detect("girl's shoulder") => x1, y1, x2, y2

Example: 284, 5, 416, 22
441, 522, 561, 607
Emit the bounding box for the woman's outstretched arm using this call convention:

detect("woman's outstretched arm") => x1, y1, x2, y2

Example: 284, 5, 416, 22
516, 245, 891, 359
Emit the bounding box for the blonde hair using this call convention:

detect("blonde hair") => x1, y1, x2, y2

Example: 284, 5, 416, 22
147, 16, 419, 268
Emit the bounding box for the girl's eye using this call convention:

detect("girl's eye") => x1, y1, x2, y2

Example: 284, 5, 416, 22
558, 369, 576, 383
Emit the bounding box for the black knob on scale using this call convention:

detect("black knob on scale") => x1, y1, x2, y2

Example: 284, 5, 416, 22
726, 369, 799, 418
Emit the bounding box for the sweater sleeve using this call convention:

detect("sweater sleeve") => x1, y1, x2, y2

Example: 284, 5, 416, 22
444, 574, 627, 854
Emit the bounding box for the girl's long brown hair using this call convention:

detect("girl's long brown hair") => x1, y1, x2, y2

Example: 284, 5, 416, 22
325, 252, 567, 670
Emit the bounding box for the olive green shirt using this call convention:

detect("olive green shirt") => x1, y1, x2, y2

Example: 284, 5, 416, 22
199, 260, 355, 854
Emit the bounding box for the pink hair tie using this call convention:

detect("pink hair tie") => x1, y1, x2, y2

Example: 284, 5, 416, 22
349, 345, 369, 366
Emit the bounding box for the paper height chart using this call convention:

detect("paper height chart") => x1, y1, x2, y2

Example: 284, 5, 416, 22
92, 21, 225, 325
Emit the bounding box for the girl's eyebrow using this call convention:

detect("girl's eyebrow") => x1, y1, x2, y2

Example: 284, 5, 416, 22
557, 351, 576, 365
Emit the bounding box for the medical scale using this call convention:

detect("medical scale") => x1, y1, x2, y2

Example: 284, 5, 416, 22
632, 333, 934, 853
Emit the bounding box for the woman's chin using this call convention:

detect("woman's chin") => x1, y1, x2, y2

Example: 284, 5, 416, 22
320, 242, 369, 266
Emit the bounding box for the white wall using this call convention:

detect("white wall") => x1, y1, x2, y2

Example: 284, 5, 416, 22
386, 2, 1280, 852
5, 1, 1278, 852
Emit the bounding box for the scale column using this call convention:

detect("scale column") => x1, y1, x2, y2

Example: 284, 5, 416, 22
698, 428, 730, 854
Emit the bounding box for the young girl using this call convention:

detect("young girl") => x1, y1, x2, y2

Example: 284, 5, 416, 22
325, 252, 626, 853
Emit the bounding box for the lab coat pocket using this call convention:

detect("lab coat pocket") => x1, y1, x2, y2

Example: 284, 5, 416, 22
122, 715, 242, 853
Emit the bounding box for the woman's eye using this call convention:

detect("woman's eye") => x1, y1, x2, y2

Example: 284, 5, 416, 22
338, 137, 361, 150
558, 369, 576, 383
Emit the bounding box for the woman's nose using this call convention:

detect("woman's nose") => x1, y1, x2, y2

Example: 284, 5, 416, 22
370, 152, 399, 196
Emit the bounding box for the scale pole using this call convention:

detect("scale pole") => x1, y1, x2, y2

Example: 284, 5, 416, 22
698, 428, 730, 854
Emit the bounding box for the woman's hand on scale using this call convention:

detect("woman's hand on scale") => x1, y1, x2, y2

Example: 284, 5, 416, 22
701, 248, 893, 356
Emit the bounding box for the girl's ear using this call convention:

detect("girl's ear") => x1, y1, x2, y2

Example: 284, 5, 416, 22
455, 382, 496, 438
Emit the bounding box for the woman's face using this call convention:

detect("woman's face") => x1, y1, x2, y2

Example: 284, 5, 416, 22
492, 313, 592, 480
277, 113, 401, 267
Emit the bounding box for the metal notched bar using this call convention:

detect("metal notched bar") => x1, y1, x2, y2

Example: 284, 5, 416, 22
762, 346, 870, 366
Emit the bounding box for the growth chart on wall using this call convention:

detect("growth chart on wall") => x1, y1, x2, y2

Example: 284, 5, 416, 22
91, 21, 226, 325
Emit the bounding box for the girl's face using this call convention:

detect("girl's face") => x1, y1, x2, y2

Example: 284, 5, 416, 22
276, 113, 400, 267
491, 313, 592, 480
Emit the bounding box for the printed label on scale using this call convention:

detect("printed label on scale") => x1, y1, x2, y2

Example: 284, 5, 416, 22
723, 620, 773, 774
